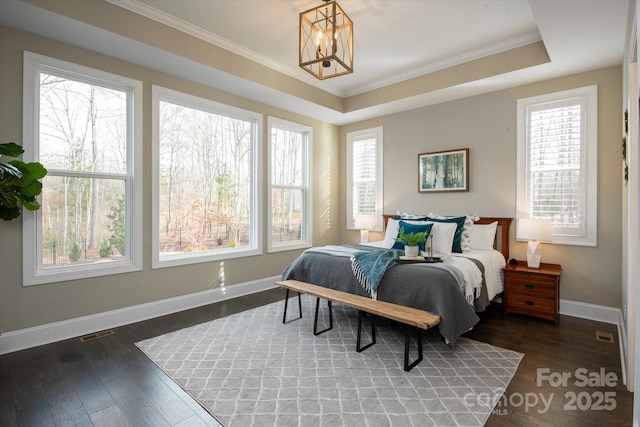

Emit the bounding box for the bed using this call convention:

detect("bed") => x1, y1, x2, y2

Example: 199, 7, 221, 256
281, 214, 513, 344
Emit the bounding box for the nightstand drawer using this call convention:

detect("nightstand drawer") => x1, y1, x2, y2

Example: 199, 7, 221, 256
505, 275, 556, 297
507, 292, 556, 313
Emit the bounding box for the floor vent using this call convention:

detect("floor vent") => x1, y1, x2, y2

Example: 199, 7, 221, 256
80, 329, 115, 342
595, 330, 615, 343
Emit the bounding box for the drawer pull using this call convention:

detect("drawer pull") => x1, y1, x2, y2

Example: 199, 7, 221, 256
525, 300, 535, 306
524, 284, 535, 289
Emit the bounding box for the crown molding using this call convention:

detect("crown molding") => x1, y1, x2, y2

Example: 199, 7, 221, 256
343, 32, 543, 97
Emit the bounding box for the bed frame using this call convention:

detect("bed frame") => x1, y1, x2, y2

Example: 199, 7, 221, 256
382, 214, 513, 261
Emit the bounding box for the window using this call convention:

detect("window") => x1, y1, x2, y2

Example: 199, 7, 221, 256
347, 127, 383, 231
152, 86, 262, 268
268, 117, 311, 252
516, 85, 597, 246
22, 52, 143, 285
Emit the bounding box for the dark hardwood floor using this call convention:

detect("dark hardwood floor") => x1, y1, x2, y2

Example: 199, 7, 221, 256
0, 288, 633, 426
464, 305, 633, 426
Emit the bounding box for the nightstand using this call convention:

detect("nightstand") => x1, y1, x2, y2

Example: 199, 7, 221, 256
502, 261, 562, 324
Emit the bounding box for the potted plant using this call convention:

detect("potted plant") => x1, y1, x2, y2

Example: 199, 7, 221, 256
0, 142, 47, 221
396, 227, 428, 257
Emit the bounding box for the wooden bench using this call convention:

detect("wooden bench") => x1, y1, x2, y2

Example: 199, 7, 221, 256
276, 279, 441, 371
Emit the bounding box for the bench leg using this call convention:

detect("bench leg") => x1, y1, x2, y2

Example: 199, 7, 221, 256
313, 298, 333, 335
356, 310, 376, 352
404, 327, 423, 372
282, 288, 302, 324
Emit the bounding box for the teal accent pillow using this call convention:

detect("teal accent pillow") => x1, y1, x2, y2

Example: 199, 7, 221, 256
392, 221, 433, 251
426, 216, 466, 253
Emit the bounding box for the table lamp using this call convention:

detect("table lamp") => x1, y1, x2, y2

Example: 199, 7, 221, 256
354, 215, 376, 244
517, 218, 552, 268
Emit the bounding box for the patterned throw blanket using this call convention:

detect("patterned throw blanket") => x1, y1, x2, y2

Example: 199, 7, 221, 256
350, 249, 403, 299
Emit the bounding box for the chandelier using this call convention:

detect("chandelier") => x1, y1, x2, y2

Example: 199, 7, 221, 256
299, 0, 353, 80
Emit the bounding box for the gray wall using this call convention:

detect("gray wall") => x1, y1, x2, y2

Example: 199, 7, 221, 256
344, 66, 623, 308
383, 90, 516, 217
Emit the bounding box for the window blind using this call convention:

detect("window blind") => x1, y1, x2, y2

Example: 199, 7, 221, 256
347, 126, 383, 232
528, 102, 584, 229
352, 138, 377, 217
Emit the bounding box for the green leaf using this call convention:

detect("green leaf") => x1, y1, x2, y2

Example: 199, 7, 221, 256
21, 198, 41, 210
25, 162, 47, 179
19, 180, 42, 197
0, 205, 20, 221
395, 228, 428, 246
8, 160, 47, 185
0, 142, 24, 158
0, 191, 18, 208
14, 174, 34, 188
8, 159, 26, 170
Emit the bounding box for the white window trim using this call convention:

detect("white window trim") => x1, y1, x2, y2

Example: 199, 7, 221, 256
346, 126, 384, 232
22, 52, 143, 286
516, 85, 597, 247
267, 116, 312, 253
151, 85, 263, 269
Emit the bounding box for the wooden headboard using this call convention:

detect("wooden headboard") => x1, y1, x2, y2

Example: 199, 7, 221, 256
382, 214, 513, 261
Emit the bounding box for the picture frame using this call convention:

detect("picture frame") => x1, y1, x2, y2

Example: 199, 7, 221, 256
418, 148, 469, 192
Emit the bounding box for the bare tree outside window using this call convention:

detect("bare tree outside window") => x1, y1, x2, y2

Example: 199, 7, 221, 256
38, 73, 128, 267
157, 101, 253, 255
271, 126, 304, 243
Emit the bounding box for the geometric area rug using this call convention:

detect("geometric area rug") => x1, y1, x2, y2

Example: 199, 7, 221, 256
136, 295, 523, 427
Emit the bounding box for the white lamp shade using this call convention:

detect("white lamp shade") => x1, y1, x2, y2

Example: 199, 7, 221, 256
354, 214, 376, 230
517, 218, 552, 242
354, 214, 376, 244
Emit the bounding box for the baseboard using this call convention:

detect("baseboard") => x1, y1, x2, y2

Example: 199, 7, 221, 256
559, 298, 621, 324
0, 288, 626, 360
0, 276, 279, 355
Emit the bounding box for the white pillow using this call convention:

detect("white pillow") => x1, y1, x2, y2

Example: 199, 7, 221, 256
428, 212, 479, 251
384, 218, 400, 243
469, 221, 498, 250
421, 221, 457, 256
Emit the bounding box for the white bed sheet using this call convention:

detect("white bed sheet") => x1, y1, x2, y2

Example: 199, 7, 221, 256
452, 249, 505, 301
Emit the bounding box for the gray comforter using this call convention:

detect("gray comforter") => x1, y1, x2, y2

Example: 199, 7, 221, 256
282, 245, 487, 344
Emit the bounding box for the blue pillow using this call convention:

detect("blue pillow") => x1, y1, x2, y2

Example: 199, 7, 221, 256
392, 221, 433, 251
426, 216, 466, 253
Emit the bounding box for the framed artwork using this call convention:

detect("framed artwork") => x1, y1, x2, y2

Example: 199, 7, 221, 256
418, 148, 469, 192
